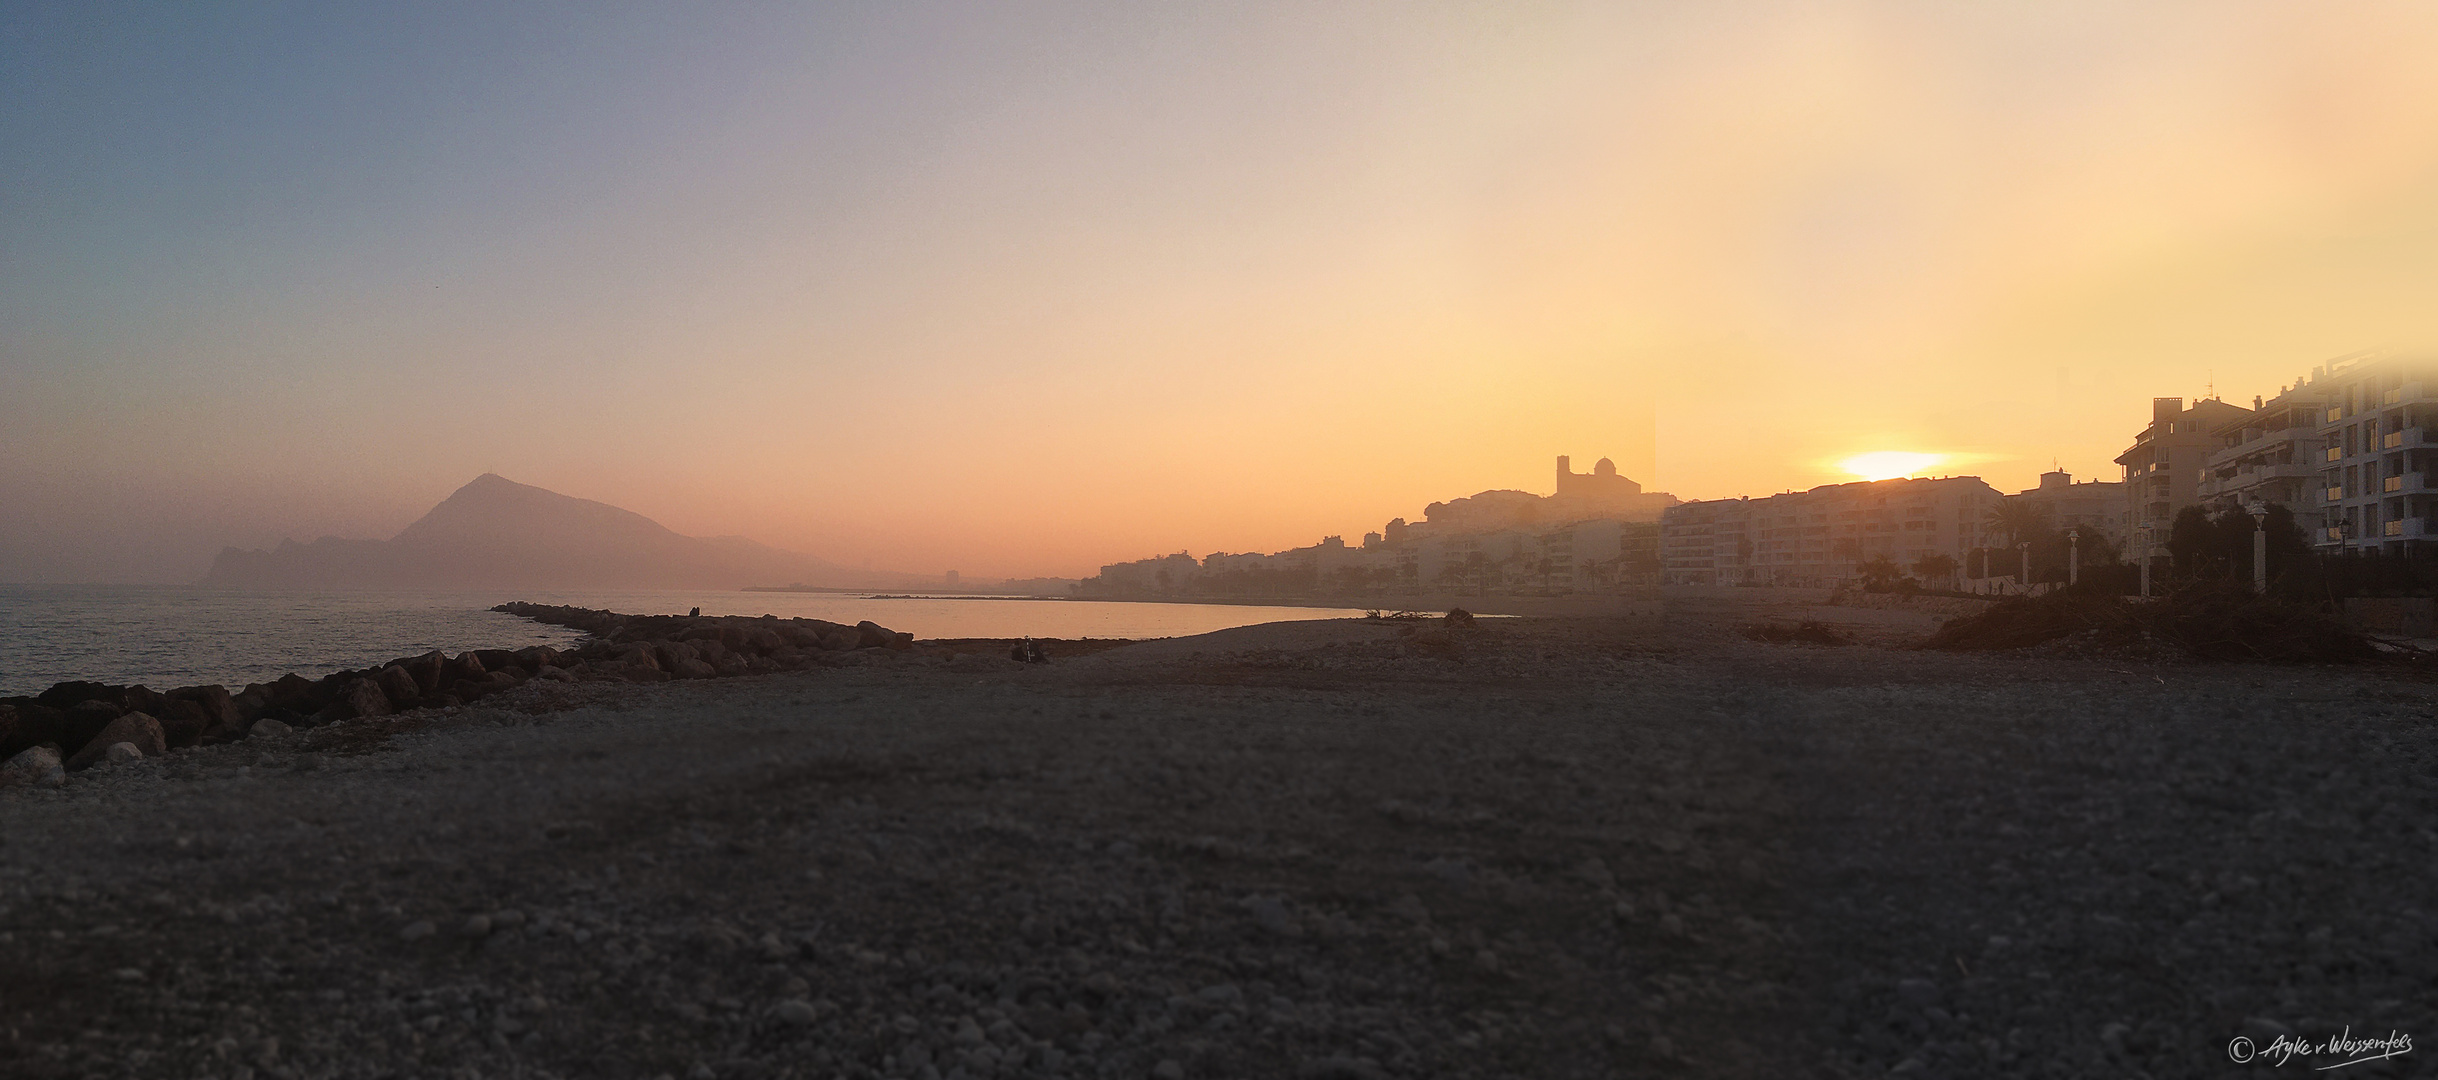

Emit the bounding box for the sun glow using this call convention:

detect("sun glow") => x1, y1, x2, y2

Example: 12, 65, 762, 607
1839, 451, 1943, 481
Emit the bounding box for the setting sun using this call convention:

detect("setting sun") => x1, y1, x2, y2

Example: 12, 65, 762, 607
1838, 451, 1944, 481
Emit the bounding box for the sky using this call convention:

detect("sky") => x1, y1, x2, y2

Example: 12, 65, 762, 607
10, 2, 2438, 583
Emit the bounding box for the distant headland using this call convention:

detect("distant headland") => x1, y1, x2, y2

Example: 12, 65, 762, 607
202, 474, 909, 591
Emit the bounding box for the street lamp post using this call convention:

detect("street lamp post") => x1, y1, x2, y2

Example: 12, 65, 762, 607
2135, 522, 2151, 598
2067, 527, 2081, 589
2018, 541, 2033, 595
2248, 502, 2269, 593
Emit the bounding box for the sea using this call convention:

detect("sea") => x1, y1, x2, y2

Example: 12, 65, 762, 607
0, 586, 1368, 697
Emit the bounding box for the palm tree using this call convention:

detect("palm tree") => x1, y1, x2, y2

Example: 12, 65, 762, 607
1985, 499, 2051, 548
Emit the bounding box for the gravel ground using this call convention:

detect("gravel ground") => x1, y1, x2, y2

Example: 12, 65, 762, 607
3, 593, 2435, 1079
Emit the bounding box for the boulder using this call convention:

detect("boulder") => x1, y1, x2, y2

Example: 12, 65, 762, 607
448, 652, 487, 683
65, 712, 165, 770
532, 666, 577, 683
319, 678, 393, 722
103, 742, 144, 766
855, 621, 913, 651
612, 644, 661, 671
122, 685, 167, 716
403, 651, 448, 694
167, 685, 244, 736
61, 700, 121, 756
743, 628, 786, 653
470, 649, 524, 674
374, 665, 421, 708
1, 701, 71, 761
154, 697, 213, 749
229, 687, 269, 724
34, 680, 122, 710
0, 746, 64, 789
653, 640, 699, 670
267, 673, 317, 710
669, 656, 717, 680
514, 645, 562, 669
248, 718, 293, 738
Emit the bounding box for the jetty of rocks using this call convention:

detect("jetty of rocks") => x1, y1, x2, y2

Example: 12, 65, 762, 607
0, 603, 912, 784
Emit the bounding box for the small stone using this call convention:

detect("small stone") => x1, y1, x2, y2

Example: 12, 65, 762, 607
1658, 913, 1685, 936
104, 741, 144, 765
250, 718, 293, 738
1243, 895, 1300, 938
400, 920, 436, 942
462, 914, 493, 938
772, 999, 818, 1025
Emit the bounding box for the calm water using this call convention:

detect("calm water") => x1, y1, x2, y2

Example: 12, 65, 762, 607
0, 586, 1366, 697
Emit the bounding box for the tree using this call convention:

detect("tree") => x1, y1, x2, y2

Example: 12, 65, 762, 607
1986, 499, 2053, 548
1911, 552, 1959, 590
1857, 554, 1906, 592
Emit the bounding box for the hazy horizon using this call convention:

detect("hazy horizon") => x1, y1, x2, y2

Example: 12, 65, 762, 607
14, 3, 2438, 583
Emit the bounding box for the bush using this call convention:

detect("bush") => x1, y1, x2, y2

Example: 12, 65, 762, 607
1922, 583, 2375, 662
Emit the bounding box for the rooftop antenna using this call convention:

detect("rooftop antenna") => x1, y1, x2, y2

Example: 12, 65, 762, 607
2207, 370, 2215, 401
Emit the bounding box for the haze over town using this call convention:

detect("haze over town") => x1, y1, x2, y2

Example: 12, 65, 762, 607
12, 3, 2438, 583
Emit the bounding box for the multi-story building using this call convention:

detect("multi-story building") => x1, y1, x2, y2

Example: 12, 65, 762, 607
2311, 351, 2438, 554
2115, 396, 2254, 544
1661, 476, 2002, 586
2010, 470, 2124, 541
2198, 385, 2322, 518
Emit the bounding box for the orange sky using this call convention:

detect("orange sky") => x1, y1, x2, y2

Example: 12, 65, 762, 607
10, 3, 2438, 582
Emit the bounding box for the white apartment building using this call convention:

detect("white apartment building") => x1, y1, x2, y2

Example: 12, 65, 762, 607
2311, 351, 2438, 554
1661, 476, 2003, 586
2198, 384, 2322, 516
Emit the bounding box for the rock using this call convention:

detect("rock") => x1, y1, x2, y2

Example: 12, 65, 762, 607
266, 673, 319, 712
404, 650, 448, 694
463, 914, 493, 937
374, 665, 421, 708
1152, 1060, 1185, 1080
65, 712, 165, 770
248, 718, 294, 738
400, 920, 436, 942
167, 685, 245, 740
34, 680, 122, 710
534, 666, 577, 683
773, 999, 818, 1025
155, 697, 213, 749
1242, 895, 1301, 938
321, 678, 392, 722
449, 652, 488, 682
1895, 978, 1941, 1008
856, 620, 912, 650
515, 645, 562, 668
670, 657, 717, 680
104, 741, 144, 765
1445, 608, 1475, 627
0, 701, 68, 760
0, 746, 64, 789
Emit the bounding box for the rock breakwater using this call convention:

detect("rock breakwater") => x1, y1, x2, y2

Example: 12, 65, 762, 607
0, 603, 917, 785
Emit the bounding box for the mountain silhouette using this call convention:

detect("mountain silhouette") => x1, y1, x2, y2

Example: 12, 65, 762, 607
202, 474, 874, 589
